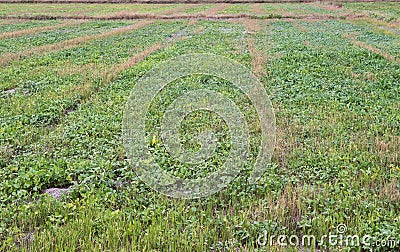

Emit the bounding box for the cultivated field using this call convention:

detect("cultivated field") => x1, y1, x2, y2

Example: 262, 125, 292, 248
0, 1, 399, 251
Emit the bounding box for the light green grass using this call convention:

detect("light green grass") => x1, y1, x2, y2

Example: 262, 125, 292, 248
219, 4, 253, 15
0, 20, 60, 34
0, 4, 399, 252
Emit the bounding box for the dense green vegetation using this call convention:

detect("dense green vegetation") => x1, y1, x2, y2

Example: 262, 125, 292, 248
0, 2, 399, 251
0, 20, 60, 34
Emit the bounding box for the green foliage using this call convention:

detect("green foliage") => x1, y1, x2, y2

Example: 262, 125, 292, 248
0, 5, 399, 252
0, 20, 60, 34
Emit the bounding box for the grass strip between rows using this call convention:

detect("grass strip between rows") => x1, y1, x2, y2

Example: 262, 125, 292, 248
0, 19, 88, 39
0, 20, 153, 67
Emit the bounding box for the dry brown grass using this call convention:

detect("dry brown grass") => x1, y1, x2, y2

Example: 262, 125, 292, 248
0, 20, 87, 40
188, 18, 198, 26
316, 2, 345, 11
252, 3, 264, 15
0, 20, 153, 67
249, 184, 305, 228
247, 37, 267, 77
379, 178, 400, 201
243, 17, 261, 32
273, 108, 301, 168
205, 3, 230, 15
0, 19, 26, 25
243, 19, 268, 77
372, 135, 400, 164
350, 71, 377, 82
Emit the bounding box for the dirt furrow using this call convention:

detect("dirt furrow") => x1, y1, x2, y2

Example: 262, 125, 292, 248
252, 3, 265, 15
205, 3, 230, 15
243, 19, 267, 77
